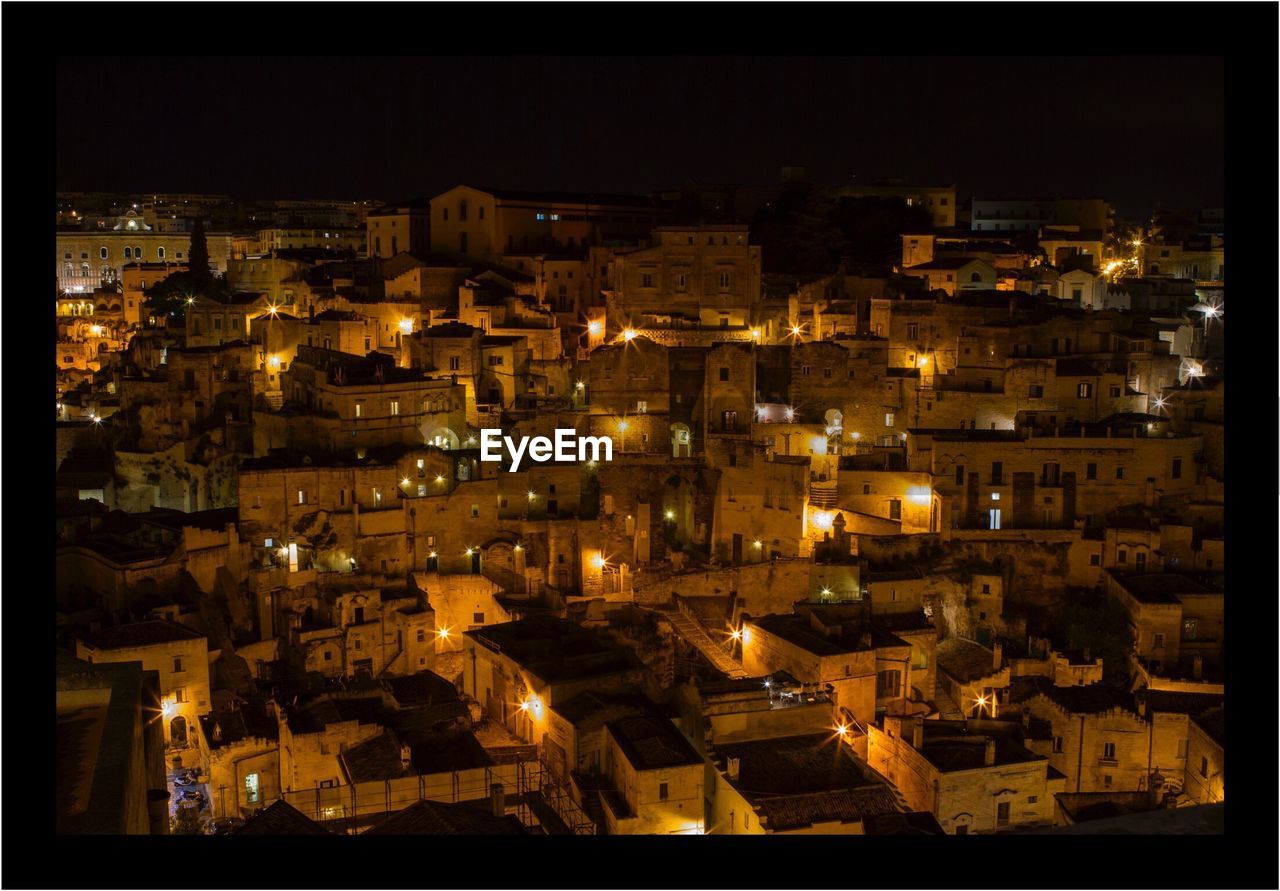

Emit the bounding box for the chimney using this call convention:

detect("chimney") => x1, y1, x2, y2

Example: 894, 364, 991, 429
992, 642, 1003, 671
983, 738, 996, 767
1192, 654, 1203, 680
490, 783, 506, 818
726, 757, 741, 781
911, 715, 924, 750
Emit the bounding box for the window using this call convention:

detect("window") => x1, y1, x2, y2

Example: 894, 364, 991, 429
991, 461, 1003, 484
888, 499, 901, 521
99, 247, 108, 259
718, 271, 731, 289
1077, 383, 1093, 398
1109, 385, 1121, 398
1090, 553, 1101, 566
173, 657, 184, 673
718, 367, 729, 382
355, 401, 364, 418
1115, 466, 1124, 480
1103, 742, 1116, 759
801, 365, 811, 376
245, 773, 260, 804
1117, 549, 1127, 563
642, 273, 654, 288
442, 208, 449, 221
996, 801, 1010, 826
1052, 738, 1064, 755
1086, 462, 1097, 480
1103, 774, 1113, 788
1028, 384, 1043, 398
658, 783, 669, 801
676, 273, 687, 289
473, 612, 485, 624
298, 490, 306, 505
885, 412, 894, 427
1182, 618, 1198, 640
907, 323, 918, 340
449, 356, 460, 371
488, 355, 505, 366
636, 400, 647, 413
955, 465, 965, 485
1172, 458, 1182, 479
1200, 756, 1209, 778
1153, 632, 1165, 649
389, 400, 400, 416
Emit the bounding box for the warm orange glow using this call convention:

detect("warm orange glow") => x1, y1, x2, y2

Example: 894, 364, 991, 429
622, 327, 637, 341
437, 626, 450, 640
399, 317, 414, 333
810, 509, 834, 531
587, 320, 603, 336
591, 553, 606, 569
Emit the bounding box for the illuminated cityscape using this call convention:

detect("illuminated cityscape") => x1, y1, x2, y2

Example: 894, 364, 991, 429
55, 54, 1224, 840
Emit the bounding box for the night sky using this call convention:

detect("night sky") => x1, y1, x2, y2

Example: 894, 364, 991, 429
56, 56, 1223, 217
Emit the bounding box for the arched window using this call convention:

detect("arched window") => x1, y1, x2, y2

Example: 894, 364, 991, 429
157, 246, 165, 259
99, 247, 108, 259
123, 247, 132, 260
970, 272, 982, 282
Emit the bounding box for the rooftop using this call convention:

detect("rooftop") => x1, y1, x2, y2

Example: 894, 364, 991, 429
936, 638, 1001, 683
233, 800, 331, 836
605, 714, 702, 771
464, 616, 642, 685
711, 733, 902, 831
81, 620, 203, 651
362, 798, 526, 835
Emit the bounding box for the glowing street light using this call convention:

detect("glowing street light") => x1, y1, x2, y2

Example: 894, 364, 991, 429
587, 320, 603, 336
622, 327, 638, 342
527, 490, 536, 501
664, 509, 675, 521
437, 626, 451, 640
398, 317, 414, 334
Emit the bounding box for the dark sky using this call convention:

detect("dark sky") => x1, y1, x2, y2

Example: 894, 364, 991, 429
56, 56, 1223, 217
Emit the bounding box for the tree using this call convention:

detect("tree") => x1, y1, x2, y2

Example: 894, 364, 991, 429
170, 803, 204, 835
188, 217, 211, 288
144, 268, 232, 321
1056, 588, 1133, 684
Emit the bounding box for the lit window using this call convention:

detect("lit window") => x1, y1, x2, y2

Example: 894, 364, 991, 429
245, 773, 260, 804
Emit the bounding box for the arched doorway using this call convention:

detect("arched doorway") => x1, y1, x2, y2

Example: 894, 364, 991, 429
170, 716, 188, 747
670, 423, 692, 458
424, 426, 460, 450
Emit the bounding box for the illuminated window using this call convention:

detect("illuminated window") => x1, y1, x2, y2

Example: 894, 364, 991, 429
245, 773, 260, 804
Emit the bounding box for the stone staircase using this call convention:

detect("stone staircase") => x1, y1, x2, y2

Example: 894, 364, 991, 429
809, 480, 838, 509
656, 604, 747, 679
